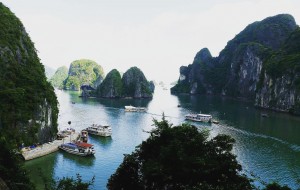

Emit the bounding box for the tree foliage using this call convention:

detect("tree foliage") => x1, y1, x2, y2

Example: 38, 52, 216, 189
0, 134, 34, 190
263, 182, 291, 190
44, 174, 95, 190
107, 117, 253, 190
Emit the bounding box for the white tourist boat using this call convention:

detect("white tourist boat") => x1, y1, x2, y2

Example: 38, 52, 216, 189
125, 105, 147, 112
185, 113, 212, 123
59, 142, 95, 156
86, 124, 112, 137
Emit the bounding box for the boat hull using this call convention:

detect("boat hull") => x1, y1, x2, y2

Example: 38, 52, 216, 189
87, 130, 112, 137
59, 144, 95, 156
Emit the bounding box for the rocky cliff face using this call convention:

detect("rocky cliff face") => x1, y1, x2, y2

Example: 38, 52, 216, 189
122, 67, 153, 98
97, 69, 123, 98
0, 3, 58, 144
64, 59, 104, 91
255, 72, 300, 113
172, 14, 300, 114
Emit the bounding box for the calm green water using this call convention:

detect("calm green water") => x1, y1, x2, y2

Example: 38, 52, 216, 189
25, 87, 300, 189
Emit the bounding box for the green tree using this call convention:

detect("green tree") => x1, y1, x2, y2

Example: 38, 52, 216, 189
0, 135, 34, 190
263, 182, 291, 190
107, 117, 253, 190
44, 174, 94, 190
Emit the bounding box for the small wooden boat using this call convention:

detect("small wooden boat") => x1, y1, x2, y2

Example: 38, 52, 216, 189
59, 142, 95, 156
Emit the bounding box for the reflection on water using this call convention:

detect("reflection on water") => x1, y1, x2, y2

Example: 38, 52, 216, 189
59, 151, 96, 167
25, 87, 300, 189
25, 152, 58, 190
88, 135, 113, 148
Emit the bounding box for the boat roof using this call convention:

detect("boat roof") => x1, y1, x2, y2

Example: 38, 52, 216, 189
125, 105, 135, 109
76, 142, 93, 148
63, 143, 77, 148
197, 114, 212, 117
186, 113, 212, 117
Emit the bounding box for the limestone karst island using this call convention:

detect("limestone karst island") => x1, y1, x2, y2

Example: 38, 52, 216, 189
0, 1, 300, 190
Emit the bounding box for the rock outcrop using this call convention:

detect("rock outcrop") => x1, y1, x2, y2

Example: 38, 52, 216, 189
97, 69, 123, 98
149, 81, 155, 93
64, 59, 104, 91
50, 66, 68, 89
0, 3, 58, 144
96, 67, 153, 98
122, 67, 153, 98
171, 14, 300, 114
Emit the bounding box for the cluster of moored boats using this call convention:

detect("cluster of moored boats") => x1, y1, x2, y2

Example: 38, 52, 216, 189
58, 124, 112, 157
22, 104, 219, 160
59, 105, 218, 157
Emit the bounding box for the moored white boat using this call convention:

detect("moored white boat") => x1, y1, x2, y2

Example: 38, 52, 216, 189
86, 124, 112, 137
59, 142, 95, 156
185, 113, 212, 123
125, 105, 147, 112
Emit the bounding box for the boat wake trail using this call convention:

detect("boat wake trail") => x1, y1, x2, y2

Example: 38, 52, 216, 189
215, 124, 300, 152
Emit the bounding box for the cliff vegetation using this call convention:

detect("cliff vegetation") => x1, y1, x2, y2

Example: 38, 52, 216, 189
0, 3, 58, 146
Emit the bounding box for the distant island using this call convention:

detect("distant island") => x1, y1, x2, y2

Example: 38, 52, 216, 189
50, 59, 105, 91
171, 14, 300, 115
64, 59, 105, 91
96, 67, 154, 99
50, 66, 68, 89
50, 63, 154, 99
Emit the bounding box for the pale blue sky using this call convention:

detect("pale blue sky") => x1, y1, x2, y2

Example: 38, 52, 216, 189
2, 0, 300, 83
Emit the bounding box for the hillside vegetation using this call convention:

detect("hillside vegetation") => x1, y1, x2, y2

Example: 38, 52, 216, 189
50, 66, 68, 89
64, 59, 104, 91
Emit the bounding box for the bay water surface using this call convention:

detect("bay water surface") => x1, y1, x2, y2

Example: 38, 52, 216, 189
25, 86, 300, 189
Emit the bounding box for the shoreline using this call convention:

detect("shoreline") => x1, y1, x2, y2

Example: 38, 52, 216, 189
21, 132, 79, 161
